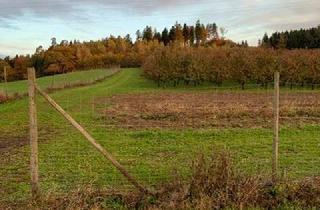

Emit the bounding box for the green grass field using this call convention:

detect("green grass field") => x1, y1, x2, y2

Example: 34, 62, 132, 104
1, 68, 320, 203
0, 69, 117, 96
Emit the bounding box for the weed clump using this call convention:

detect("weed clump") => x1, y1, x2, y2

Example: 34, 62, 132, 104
0, 92, 24, 104
4, 151, 320, 209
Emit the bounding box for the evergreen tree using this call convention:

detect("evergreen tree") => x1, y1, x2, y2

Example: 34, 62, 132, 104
161, 28, 170, 46
261, 25, 320, 49
206, 23, 218, 40
261, 33, 269, 47
153, 31, 162, 43
195, 20, 208, 46
195, 20, 202, 46
125, 34, 132, 44
136, 30, 142, 41
169, 26, 176, 43
51, 37, 57, 47
183, 24, 190, 46
189, 26, 195, 46
143, 26, 153, 42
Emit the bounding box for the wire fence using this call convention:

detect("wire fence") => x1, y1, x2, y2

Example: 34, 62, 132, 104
1, 69, 320, 203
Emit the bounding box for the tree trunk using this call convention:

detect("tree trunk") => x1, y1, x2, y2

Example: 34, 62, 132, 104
241, 82, 245, 90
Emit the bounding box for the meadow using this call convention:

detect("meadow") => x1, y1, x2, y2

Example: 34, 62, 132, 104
1, 68, 320, 207
0, 69, 117, 96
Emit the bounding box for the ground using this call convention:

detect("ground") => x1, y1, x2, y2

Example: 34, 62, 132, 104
0, 68, 116, 96
1, 68, 320, 205
98, 92, 320, 129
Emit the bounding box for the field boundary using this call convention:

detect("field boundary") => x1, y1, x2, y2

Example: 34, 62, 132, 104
0, 67, 121, 104
27, 68, 153, 198
25, 66, 283, 199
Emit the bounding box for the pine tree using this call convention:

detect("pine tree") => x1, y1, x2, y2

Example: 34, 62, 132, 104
153, 31, 162, 43
183, 24, 190, 46
136, 30, 142, 41
195, 20, 207, 46
143, 26, 153, 42
162, 28, 170, 46
189, 26, 195, 46
261, 33, 269, 47
206, 23, 218, 40
169, 26, 176, 43
195, 20, 202, 46
51, 37, 57, 47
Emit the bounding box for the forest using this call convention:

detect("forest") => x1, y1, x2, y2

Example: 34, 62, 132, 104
1, 21, 319, 84
0, 20, 240, 82
260, 26, 320, 49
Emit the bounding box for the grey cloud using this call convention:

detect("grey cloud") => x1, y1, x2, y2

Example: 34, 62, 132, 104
0, 0, 205, 21
0, 0, 319, 50
1, 0, 318, 29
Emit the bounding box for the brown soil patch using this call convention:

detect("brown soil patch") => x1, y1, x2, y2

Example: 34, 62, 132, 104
96, 92, 320, 129
0, 136, 28, 154
0, 127, 59, 154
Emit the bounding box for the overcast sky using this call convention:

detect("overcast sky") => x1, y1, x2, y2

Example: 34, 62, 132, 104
0, 0, 319, 56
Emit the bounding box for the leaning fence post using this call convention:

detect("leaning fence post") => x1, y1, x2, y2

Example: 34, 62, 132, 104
273, 71, 280, 182
27, 67, 40, 198
3, 66, 8, 98
35, 85, 152, 195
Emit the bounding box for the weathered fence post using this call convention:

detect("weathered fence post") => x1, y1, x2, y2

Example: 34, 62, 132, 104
273, 71, 280, 182
27, 67, 40, 198
3, 66, 8, 98
35, 85, 152, 195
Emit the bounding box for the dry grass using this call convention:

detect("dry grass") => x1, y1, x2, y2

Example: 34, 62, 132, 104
0, 92, 24, 104
97, 92, 320, 129
3, 151, 320, 210
45, 75, 112, 94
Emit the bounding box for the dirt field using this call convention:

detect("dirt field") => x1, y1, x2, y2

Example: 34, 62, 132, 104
97, 92, 320, 129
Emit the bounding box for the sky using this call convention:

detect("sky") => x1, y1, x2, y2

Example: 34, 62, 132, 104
0, 0, 319, 57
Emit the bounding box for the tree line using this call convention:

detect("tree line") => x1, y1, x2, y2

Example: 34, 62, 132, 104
136, 20, 237, 47
0, 37, 160, 81
1, 20, 240, 82
260, 25, 320, 49
142, 47, 320, 89
1, 22, 319, 83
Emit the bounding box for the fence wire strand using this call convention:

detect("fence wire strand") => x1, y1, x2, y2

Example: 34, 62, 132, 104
1, 74, 320, 203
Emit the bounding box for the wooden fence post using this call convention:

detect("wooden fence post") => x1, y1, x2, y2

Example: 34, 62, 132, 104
35, 85, 152, 195
273, 71, 280, 182
28, 67, 40, 198
3, 66, 8, 98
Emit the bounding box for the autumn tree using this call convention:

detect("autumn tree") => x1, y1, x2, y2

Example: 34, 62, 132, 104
206, 23, 218, 40
195, 20, 207, 46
